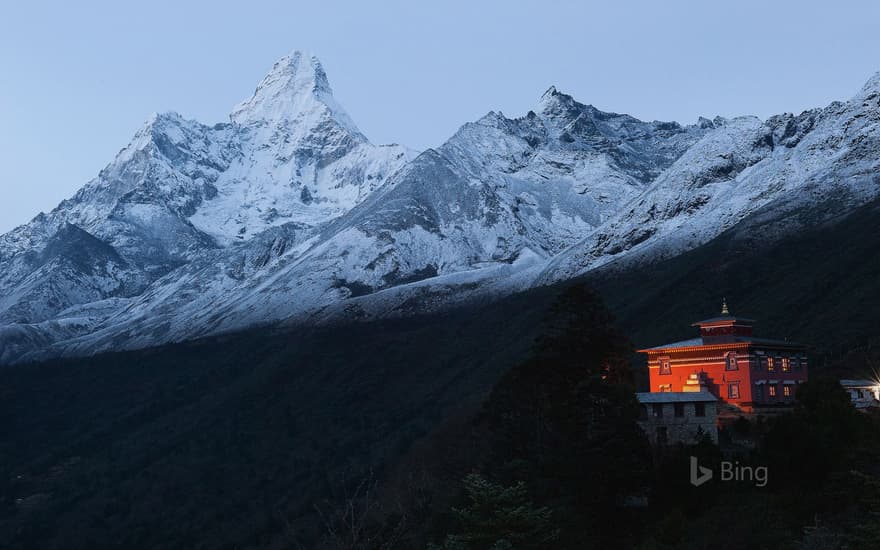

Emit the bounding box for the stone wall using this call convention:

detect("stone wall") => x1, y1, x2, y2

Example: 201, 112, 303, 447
638, 401, 718, 446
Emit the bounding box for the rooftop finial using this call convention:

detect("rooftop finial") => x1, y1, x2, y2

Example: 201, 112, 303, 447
721, 297, 730, 315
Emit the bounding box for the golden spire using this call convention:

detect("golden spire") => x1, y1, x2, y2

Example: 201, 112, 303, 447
721, 297, 730, 315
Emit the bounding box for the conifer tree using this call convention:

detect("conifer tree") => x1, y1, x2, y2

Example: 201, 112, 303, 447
430, 473, 558, 550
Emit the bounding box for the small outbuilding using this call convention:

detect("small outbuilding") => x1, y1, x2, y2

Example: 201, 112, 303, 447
636, 389, 718, 447
840, 379, 880, 409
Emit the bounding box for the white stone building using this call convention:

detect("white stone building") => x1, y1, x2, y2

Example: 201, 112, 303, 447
840, 379, 880, 409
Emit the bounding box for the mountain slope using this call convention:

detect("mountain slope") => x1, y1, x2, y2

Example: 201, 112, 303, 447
1, 62, 880, 365
0, 52, 411, 336
3, 85, 710, 361
4, 194, 880, 548
543, 73, 880, 280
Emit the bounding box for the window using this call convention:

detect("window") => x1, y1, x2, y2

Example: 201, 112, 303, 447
652, 404, 664, 418
782, 357, 791, 372
858, 389, 865, 399
659, 357, 671, 375
694, 403, 706, 417
656, 427, 668, 446
768, 385, 777, 398
754, 384, 764, 401
674, 402, 685, 417
728, 382, 740, 400
767, 357, 775, 371
783, 385, 792, 398
725, 351, 738, 371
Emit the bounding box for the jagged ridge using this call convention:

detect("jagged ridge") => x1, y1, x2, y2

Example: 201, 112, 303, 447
1, 56, 879, 365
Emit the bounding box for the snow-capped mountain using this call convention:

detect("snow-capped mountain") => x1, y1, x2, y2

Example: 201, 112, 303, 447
541, 73, 880, 281
0, 52, 411, 328
1, 54, 879, 365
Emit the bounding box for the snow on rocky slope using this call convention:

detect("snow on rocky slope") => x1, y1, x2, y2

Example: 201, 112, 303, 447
1, 56, 879, 364
0, 52, 410, 328
541, 73, 880, 281
8, 80, 713, 360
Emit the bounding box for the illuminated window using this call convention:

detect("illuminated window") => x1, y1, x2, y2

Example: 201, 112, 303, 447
659, 357, 671, 375
725, 352, 738, 371
728, 382, 740, 399
782, 357, 790, 372
767, 357, 775, 371
783, 385, 792, 397
768, 385, 777, 398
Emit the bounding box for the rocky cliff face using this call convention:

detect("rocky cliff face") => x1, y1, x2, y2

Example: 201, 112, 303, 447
542, 73, 880, 280
0, 52, 411, 331
1, 54, 878, 365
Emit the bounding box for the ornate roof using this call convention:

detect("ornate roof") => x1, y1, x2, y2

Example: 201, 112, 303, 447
639, 335, 807, 352
638, 299, 808, 353
691, 314, 756, 326
691, 298, 756, 326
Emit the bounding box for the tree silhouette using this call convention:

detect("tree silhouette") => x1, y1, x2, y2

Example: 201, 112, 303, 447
429, 473, 558, 550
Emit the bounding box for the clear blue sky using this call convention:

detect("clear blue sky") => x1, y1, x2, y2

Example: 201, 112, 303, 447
2, 0, 879, 234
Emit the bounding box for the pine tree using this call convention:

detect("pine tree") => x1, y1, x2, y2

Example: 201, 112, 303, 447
479, 284, 651, 546
430, 473, 558, 550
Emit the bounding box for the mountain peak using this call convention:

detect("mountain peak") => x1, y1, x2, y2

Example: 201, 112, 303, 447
535, 85, 584, 121
229, 51, 363, 138
537, 85, 573, 108
857, 71, 880, 98
264, 51, 332, 96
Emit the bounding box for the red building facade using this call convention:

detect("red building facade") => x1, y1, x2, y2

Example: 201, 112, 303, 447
638, 301, 809, 412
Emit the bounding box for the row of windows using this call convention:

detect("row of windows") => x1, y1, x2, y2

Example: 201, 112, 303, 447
658, 382, 794, 400
730, 381, 794, 400
759, 356, 805, 372
851, 388, 879, 400
656, 353, 807, 375
650, 402, 706, 418
754, 383, 794, 399
658, 354, 739, 374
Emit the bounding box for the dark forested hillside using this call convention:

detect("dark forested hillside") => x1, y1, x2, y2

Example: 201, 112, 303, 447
0, 287, 564, 549
588, 195, 880, 377
2, 197, 880, 548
